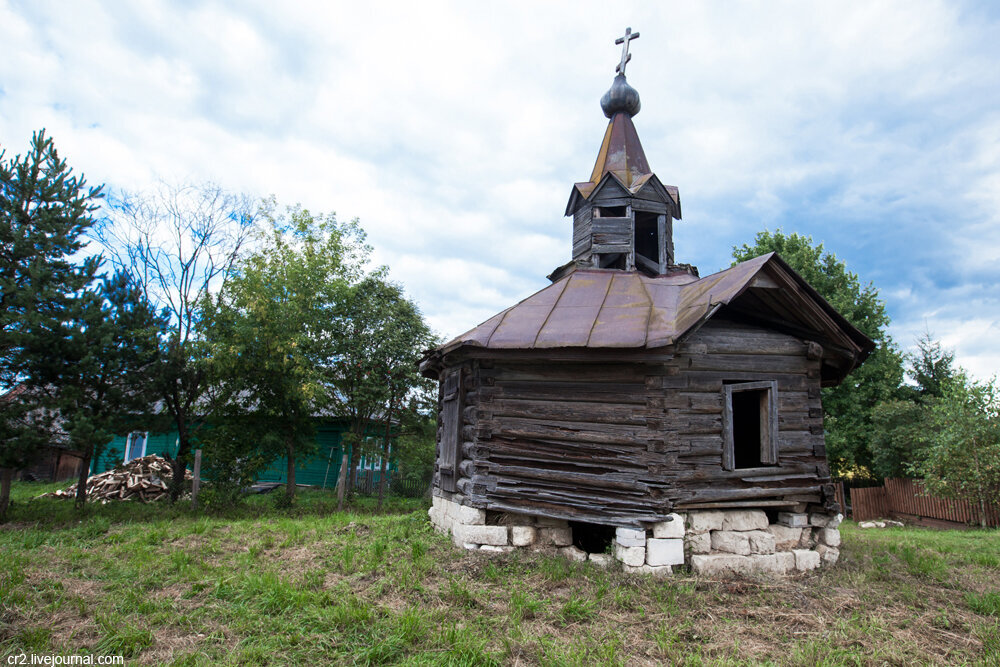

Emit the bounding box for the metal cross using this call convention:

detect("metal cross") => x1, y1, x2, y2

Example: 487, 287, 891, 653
615, 27, 640, 75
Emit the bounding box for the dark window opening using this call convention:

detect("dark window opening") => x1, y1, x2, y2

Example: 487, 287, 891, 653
722, 380, 778, 471
569, 521, 616, 553
732, 389, 766, 468
598, 253, 626, 270
634, 211, 659, 267
595, 205, 627, 218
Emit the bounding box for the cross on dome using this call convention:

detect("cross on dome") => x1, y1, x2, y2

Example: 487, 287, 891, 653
615, 27, 640, 75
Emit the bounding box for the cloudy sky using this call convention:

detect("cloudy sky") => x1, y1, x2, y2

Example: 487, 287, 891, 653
3, 1, 999, 378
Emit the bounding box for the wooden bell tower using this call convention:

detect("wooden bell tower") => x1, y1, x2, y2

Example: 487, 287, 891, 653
563, 28, 683, 276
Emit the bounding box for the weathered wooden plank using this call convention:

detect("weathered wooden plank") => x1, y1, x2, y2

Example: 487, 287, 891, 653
686, 353, 813, 374
491, 417, 647, 446
491, 398, 646, 426
482, 383, 649, 405
685, 371, 810, 392
485, 364, 651, 383
591, 242, 632, 255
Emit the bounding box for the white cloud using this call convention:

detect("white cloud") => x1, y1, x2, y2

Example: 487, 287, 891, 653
3, 0, 1000, 378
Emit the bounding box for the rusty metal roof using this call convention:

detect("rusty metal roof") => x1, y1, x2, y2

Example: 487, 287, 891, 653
434, 253, 874, 363
588, 112, 650, 188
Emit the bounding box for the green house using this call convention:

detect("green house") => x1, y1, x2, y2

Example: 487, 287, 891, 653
94, 419, 394, 489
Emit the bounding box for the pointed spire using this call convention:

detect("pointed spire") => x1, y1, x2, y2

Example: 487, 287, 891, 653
589, 29, 649, 188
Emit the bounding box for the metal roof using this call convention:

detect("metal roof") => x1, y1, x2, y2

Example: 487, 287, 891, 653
433, 253, 874, 367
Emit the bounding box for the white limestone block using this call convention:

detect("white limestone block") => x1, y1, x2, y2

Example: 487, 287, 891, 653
615, 527, 647, 547
479, 545, 514, 553
793, 549, 820, 571
828, 513, 844, 529
686, 511, 724, 533
798, 529, 816, 548
774, 551, 796, 574
538, 527, 572, 547
646, 538, 685, 566
721, 510, 769, 531
818, 527, 841, 547
510, 526, 537, 547
588, 553, 614, 568
766, 524, 803, 551
560, 545, 588, 562
652, 514, 685, 539
809, 513, 831, 527
462, 543, 480, 550
711, 530, 751, 556
690, 553, 754, 576
746, 530, 776, 555
456, 505, 486, 525
454, 524, 508, 546
624, 564, 671, 576
615, 544, 646, 567
815, 544, 840, 565
685, 532, 711, 555
747, 554, 783, 575
778, 512, 809, 528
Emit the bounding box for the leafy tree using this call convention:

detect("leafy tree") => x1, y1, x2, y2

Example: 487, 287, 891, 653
870, 333, 960, 478
914, 375, 1000, 528
0, 130, 103, 517
366, 284, 436, 509
330, 276, 436, 508
202, 202, 367, 502
869, 400, 928, 479
33, 272, 166, 505
98, 181, 258, 500
732, 230, 905, 476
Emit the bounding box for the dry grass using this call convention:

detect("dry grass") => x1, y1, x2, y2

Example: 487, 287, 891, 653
1, 483, 998, 665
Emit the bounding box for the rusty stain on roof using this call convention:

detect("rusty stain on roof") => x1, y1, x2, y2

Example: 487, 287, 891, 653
588, 113, 651, 188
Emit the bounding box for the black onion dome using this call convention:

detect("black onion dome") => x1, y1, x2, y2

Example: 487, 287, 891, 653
600, 74, 640, 118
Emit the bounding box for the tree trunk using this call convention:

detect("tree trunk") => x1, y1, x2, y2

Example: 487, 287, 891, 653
377, 399, 396, 511
170, 416, 192, 502
0, 468, 14, 521
346, 418, 368, 497
75, 453, 92, 508
286, 436, 296, 501
336, 452, 349, 511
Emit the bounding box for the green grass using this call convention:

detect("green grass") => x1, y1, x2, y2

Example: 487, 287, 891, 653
2, 481, 999, 664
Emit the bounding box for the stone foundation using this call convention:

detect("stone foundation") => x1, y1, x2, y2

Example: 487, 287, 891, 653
429, 494, 841, 576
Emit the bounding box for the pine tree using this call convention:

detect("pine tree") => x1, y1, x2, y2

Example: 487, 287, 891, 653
39, 272, 167, 505
0, 130, 103, 517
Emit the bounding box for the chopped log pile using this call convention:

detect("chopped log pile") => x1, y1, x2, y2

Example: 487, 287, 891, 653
42, 455, 190, 503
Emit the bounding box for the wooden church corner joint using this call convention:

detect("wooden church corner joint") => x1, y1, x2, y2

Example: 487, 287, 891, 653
420, 29, 874, 576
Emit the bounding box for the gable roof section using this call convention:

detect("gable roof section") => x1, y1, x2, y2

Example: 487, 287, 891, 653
565, 170, 681, 217
429, 253, 874, 382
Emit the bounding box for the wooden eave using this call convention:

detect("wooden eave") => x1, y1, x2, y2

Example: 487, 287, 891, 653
421, 252, 874, 385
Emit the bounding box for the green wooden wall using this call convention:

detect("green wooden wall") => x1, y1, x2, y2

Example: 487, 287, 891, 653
92, 419, 390, 487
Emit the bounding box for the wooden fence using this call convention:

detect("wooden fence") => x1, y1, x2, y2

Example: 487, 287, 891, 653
352, 471, 430, 498
848, 477, 1000, 528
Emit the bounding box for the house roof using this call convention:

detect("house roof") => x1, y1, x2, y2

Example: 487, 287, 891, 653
425, 253, 874, 384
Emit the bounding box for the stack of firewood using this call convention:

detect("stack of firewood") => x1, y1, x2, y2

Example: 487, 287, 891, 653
43, 454, 192, 503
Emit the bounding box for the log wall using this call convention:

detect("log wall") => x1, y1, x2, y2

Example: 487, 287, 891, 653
433, 318, 835, 527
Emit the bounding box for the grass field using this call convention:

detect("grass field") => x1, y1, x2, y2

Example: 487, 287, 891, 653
1, 481, 998, 665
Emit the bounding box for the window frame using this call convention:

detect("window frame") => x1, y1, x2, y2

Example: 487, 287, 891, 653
721, 380, 778, 471
124, 431, 148, 463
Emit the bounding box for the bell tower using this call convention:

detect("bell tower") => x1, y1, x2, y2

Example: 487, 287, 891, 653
562, 28, 683, 277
